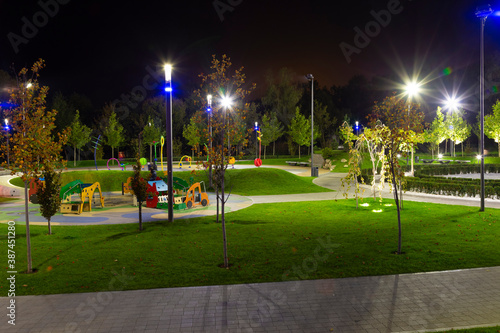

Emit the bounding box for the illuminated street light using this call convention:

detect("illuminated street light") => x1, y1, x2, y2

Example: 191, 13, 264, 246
164, 63, 173, 222
444, 97, 461, 158
4, 119, 9, 166
221, 95, 233, 152
305, 74, 315, 177
476, 4, 493, 211
403, 80, 422, 176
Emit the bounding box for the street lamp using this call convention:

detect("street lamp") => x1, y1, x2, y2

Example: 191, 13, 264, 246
476, 4, 493, 211
221, 95, 232, 153
207, 94, 213, 187
305, 74, 314, 177
164, 64, 173, 222
355, 121, 359, 136
404, 80, 422, 176
4, 119, 9, 166
254, 121, 259, 158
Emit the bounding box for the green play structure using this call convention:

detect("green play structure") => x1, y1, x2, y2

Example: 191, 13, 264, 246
59, 179, 105, 214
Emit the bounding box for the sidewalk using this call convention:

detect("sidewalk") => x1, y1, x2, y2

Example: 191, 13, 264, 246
5, 267, 500, 332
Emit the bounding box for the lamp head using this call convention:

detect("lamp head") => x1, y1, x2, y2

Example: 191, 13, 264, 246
476, 4, 493, 18
305, 74, 314, 81
164, 64, 172, 82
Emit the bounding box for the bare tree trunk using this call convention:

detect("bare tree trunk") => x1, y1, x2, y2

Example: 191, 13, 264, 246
390, 159, 402, 255
273, 141, 276, 156
74, 146, 76, 166
221, 169, 228, 268
48, 217, 52, 235
24, 181, 32, 273
139, 202, 143, 231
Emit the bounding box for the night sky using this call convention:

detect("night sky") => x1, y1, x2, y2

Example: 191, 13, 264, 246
1, 0, 500, 109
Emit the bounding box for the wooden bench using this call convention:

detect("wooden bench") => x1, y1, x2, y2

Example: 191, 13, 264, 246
438, 160, 451, 164
298, 162, 310, 167
286, 161, 298, 166
422, 159, 434, 163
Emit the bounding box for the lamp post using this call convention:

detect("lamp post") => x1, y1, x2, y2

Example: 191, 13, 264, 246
207, 94, 213, 187
4, 119, 9, 166
476, 5, 492, 212
221, 95, 232, 153
305, 74, 314, 177
404, 81, 421, 176
255, 122, 259, 158
164, 64, 174, 222
355, 121, 359, 136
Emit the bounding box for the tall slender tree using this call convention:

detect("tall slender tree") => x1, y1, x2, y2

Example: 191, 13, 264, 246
68, 110, 92, 166
104, 110, 125, 162
193, 54, 255, 268
2, 59, 69, 273
484, 101, 500, 157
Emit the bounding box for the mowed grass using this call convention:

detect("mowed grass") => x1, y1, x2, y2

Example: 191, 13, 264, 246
9, 168, 332, 196
2, 198, 499, 296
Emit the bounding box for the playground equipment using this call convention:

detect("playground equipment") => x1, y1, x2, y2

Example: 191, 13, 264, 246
160, 136, 165, 171
179, 155, 192, 169
92, 135, 102, 171
59, 180, 105, 214
107, 158, 128, 171
28, 177, 45, 204
184, 181, 209, 209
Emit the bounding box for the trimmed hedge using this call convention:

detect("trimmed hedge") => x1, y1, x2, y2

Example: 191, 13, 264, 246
360, 164, 500, 199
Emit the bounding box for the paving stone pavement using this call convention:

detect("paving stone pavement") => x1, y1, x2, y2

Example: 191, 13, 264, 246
3, 266, 500, 332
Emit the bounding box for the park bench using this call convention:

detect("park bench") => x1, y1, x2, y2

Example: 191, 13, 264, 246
298, 162, 310, 167
286, 161, 298, 166
455, 160, 471, 163
438, 160, 451, 164
422, 159, 434, 163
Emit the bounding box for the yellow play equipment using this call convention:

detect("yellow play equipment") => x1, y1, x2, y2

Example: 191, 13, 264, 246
60, 180, 105, 214
179, 155, 192, 169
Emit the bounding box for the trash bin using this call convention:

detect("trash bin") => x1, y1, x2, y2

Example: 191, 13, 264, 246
312, 166, 319, 177
415, 156, 419, 163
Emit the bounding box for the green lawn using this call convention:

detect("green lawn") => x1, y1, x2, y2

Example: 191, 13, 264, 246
9, 168, 332, 196
440, 327, 500, 333
3, 198, 499, 296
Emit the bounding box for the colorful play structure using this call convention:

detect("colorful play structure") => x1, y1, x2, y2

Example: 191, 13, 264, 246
59, 180, 105, 214
122, 176, 209, 211
28, 177, 45, 204
179, 155, 192, 169
107, 158, 129, 171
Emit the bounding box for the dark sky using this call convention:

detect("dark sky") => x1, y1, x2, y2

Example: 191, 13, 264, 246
1, 0, 500, 108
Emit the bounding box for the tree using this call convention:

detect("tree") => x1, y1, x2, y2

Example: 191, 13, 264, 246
104, 110, 125, 161
194, 54, 255, 268
445, 108, 471, 157
68, 110, 92, 166
288, 108, 310, 158
314, 100, 336, 148
183, 116, 203, 160
36, 167, 62, 235
260, 112, 284, 158
425, 107, 447, 158
131, 158, 148, 231
142, 115, 164, 162
484, 101, 500, 157
2, 59, 69, 273
262, 67, 302, 127
368, 94, 424, 255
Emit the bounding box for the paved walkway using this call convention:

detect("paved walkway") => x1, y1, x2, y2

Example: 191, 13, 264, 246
2, 166, 500, 332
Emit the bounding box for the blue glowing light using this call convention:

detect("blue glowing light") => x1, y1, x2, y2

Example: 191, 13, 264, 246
164, 87, 172, 92
492, 10, 500, 16
206, 107, 212, 113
